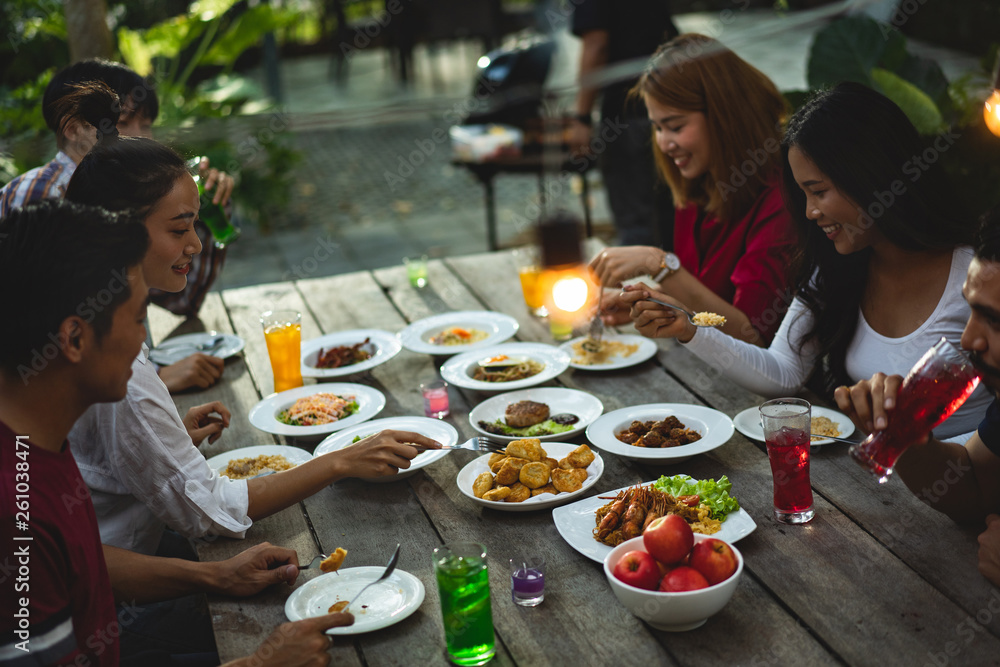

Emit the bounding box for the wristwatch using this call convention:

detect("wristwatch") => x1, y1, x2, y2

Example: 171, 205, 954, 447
653, 252, 681, 283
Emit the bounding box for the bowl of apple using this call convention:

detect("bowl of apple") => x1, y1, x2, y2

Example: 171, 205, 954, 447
603, 515, 743, 631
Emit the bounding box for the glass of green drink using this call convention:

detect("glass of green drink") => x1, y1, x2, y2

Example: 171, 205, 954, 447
188, 157, 241, 248
432, 542, 496, 666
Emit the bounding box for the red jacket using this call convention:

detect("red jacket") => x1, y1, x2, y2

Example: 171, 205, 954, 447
673, 183, 797, 342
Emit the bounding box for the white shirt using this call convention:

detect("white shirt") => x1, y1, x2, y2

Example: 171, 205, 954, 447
684, 246, 992, 441
71, 344, 251, 554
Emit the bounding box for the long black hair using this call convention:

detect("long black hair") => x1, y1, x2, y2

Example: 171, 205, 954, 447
65, 135, 189, 219
783, 82, 975, 392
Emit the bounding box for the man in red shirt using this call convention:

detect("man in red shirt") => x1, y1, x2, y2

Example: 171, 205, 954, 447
0, 200, 349, 666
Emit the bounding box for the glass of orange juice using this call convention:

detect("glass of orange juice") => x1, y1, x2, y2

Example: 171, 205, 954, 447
261, 310, 304, 393
514, 247, 547, 317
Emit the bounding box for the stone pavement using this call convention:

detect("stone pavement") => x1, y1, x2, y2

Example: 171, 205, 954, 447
215, 7, 979, 290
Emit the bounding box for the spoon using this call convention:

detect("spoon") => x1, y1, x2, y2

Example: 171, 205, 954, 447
582, 290, 605, 353
343, 544, 401, 612
810, 434, 860, 445
644, 298, 723, 328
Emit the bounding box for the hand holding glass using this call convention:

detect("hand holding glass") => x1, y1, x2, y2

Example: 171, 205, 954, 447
849, 337, 980, 483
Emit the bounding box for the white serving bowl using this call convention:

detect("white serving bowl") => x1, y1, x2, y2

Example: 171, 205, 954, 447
603, 534, 743, 632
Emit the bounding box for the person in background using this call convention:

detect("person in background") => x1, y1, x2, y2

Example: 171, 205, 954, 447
834, 208, 1000, 586
591, 34, 796, 345
570, 0, 678, 247
622, 82, 992, 442
0, 199, 351, 667
0, 58, 233, 393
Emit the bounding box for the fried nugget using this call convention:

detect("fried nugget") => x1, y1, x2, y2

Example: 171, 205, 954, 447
551, 467, 584, 493
505, 482, 531, 503
518, 462, 550, 489
483, 486, 512, 502
531, 483, 558, 497
328, 600, 349, 613
487, 452, 506, 469
506, 438, 544, 462
495, 457, 528, 486
543, 457, 559, 472
566, 444, 595, 468
570, 468, 588, 484
319, 547, 347, 573
489, 455, 509, 473
557, 456, 574, 470
472, 472, 494, 498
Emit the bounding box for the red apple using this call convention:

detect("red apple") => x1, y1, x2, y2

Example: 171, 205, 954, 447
642, 514, 694, 565
612, 550, 661, 590
659, 566, 709, 592
689, 538, 738, 585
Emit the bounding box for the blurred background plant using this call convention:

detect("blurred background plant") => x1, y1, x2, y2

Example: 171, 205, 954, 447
0, 0, 304, 230
785, 15, 1000, 218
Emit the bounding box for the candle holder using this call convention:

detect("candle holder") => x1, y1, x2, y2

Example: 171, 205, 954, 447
510, 556, 545, 607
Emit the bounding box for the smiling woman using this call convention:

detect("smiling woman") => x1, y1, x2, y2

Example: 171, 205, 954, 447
589, 34, 798, 346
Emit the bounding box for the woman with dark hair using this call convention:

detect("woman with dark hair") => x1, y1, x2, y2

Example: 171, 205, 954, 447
590, 34, 798, 345
0, 60, 233, 392
65, 134, 441, 558
623, 82, 993, 440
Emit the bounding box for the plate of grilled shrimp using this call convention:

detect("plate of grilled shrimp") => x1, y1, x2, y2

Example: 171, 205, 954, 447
551, 482, 757, 563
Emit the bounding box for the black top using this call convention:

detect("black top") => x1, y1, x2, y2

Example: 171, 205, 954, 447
572, 0, 678, 119
977, 397, 1000, 456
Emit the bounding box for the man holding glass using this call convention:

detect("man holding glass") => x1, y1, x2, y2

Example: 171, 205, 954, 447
835, 208, 1000, 586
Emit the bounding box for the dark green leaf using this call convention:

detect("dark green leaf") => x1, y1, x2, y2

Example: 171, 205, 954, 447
807, 16, 889, 89
870, 68, 945, 135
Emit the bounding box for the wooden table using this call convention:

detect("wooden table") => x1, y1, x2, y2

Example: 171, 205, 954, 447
148, 242, 1000, 666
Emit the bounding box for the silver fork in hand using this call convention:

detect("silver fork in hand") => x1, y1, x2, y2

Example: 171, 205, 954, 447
416, 437, 505, 453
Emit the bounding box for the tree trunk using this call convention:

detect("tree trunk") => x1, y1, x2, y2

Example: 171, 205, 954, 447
65, 0, 113, 62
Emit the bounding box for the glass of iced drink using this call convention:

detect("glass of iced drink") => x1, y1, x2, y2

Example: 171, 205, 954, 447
760, 398, 814, 524
433, 542, 496, 666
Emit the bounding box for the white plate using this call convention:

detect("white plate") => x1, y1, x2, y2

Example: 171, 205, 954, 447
285, 566, 425, 635
301, 329, 402, 378
551, 482, 757, 563
733, 405, 856, 446
248, 383, 386, 437
469, 387, 604, 443
313, 416, 457, 481
149, 331, 245, 365
456, 442, 604, 512
397, 311, 519, 356
559, 334, 658, 371
440, 342, 571, 392
585, 403, 735, 464
205, 444, 313, 478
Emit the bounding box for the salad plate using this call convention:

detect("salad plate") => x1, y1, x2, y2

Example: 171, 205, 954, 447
248, 383, 386, 438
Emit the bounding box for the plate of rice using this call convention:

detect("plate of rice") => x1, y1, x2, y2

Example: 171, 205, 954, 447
206, 445, 313, 480
733, 405, 855, 446
559, 334, 658, 371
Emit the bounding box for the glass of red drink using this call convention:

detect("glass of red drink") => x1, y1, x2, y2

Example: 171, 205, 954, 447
760, 398, 814, 524
849, 337, 980, 483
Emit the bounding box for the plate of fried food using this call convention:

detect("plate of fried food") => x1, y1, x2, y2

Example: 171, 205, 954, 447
733, 405, 855, 446
285, 565, 425, 635
585, 403, 734, 464
456, 439, 603, 512
551, 477, 757, 563
248, 383, 386, 437
397, 311, 519, 356
469, 387, 604, 443
206, 445, 313, 480
300, 329, 401, 378
559, 334, 658, 371
313, 416, 457, 481
440, 342, 571, 392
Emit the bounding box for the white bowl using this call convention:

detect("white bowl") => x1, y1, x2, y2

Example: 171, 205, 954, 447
603, 534, 743, 632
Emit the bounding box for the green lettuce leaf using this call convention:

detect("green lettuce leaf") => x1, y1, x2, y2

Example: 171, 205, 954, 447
477, 419, 573, 437
653, 474, 741, 520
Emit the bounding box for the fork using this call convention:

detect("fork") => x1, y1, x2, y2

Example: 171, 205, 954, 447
342, 544, 401, 611
645, 298, 719, 328
415, 437, 506, 453
582, 290, 605, 353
